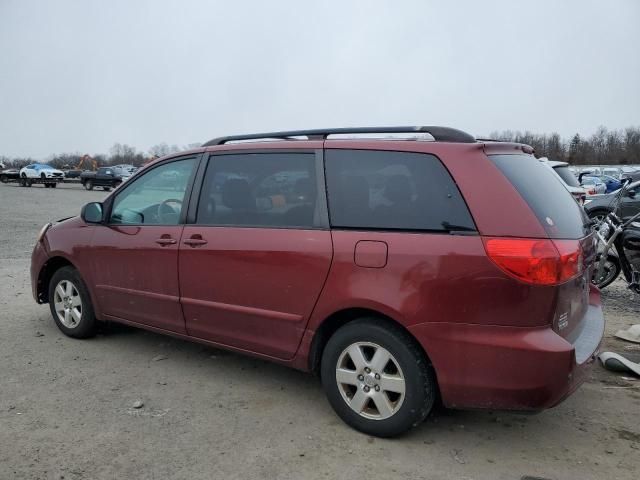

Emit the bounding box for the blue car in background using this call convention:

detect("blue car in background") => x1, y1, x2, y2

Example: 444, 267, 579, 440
596, 174, 622, 193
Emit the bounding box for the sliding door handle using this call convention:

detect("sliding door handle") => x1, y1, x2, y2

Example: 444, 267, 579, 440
183, 235, 208, 247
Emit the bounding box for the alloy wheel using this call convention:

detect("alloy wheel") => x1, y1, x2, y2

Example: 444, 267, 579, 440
53, 280, 82, 328
335, 342, 406, 420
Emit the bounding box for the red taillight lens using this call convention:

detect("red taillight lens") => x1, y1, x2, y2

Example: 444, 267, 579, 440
554, 239, 584, 281
483, 238, 583, 285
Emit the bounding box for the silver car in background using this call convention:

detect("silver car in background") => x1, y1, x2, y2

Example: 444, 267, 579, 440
112, 164, 137, 182
539, 157, 587, 205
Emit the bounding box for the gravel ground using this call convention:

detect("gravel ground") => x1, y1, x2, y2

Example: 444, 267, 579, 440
1, 182, 639, 480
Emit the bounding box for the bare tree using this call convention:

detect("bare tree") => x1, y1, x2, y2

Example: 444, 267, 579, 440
109, 143, 138, 165
148, 142, 182, 158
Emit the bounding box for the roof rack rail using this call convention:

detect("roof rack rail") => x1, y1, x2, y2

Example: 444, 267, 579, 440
202, 126, 476, 146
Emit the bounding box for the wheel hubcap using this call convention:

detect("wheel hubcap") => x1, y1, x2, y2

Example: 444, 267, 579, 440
335, 342, 406, 420
53, 280, 82, 328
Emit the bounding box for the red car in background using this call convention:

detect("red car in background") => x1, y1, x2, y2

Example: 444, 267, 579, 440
31, 126, 604, 437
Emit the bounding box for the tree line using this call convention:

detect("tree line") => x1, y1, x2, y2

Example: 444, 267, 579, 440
0, 142, 199, 169
2, 127, 640, 169
488, 126, 640, 165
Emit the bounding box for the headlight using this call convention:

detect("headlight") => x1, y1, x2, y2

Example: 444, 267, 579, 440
37, 223, 52, 243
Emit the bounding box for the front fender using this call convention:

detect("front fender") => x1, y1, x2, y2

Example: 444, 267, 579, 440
39, 219, 101, 317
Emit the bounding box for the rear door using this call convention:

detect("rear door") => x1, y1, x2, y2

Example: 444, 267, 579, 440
97, 168, 109, 186
179, 149, 332, 359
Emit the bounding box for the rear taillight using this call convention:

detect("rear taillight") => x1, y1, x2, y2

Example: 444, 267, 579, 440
483, 237, 583, 285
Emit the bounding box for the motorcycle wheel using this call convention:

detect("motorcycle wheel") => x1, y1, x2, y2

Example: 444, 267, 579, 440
592, 254, 621, 289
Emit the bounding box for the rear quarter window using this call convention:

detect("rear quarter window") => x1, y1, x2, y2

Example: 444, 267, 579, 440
490, 154, 589, 239
325, 149, 475, 232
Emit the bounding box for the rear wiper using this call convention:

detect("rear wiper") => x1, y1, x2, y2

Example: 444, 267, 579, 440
442, 221, 477, 234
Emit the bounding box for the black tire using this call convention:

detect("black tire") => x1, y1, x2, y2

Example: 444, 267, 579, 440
51, 183, 57, 188
592, 253, 621, 289
103, 186, 111, 191
25, 179, 32, 187
0, 174, 7, 183
48, 266, 97, 339
84, 180, 93, 191
320, 318, 436, 437
19, 177, 26, 187
21, 172, 26, 178
588, 208, 611, 223
41, 173, 46, 179
44, 183, 50, 188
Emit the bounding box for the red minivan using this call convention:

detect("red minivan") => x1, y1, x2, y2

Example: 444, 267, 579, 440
31, 126, 604, 437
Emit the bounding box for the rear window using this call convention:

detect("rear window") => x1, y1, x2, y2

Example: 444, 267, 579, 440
553, 166, 580, 187
325, 149, 475, 232
490, 154, 589, 239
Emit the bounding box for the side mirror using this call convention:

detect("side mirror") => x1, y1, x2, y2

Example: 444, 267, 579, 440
81, 202, 104, 224
117, 208, 144, 224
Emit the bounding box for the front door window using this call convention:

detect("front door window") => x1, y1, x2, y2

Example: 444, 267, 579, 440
110, 158, 196, 225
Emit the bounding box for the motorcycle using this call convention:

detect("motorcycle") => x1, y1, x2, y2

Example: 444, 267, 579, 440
592, 179, 640, 293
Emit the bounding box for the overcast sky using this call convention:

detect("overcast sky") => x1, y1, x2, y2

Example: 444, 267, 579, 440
1, 0, 639, 159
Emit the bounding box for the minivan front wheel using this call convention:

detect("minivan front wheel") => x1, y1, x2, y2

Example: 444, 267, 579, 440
321, 319, 436, 437
48, 266, 97, 338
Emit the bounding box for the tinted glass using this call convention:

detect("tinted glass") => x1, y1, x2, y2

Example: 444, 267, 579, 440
325, 149, 475, 231
197, 153, 319, 228
553, 166, 580, 187
110, 158, 195, 225
490, 154, 589, 239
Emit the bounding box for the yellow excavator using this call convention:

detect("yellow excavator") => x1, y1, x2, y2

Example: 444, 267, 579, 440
77, 154, 97, 171
63, 154, 97, 179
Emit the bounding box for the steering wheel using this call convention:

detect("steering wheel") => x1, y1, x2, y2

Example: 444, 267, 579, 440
157, 198, 183, 224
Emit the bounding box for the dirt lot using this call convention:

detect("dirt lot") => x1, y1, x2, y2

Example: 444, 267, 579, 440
1, 182, 639, 480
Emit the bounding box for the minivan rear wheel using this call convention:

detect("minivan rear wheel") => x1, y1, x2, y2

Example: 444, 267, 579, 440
48, 266, 97, 338
320, 318, 436, 437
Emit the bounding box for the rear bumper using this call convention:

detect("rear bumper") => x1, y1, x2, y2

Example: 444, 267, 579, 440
409, 287, 604, 411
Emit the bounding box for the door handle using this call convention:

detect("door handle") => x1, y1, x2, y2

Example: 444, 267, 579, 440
183, 235, 207, 247
155, 237, 177, 246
